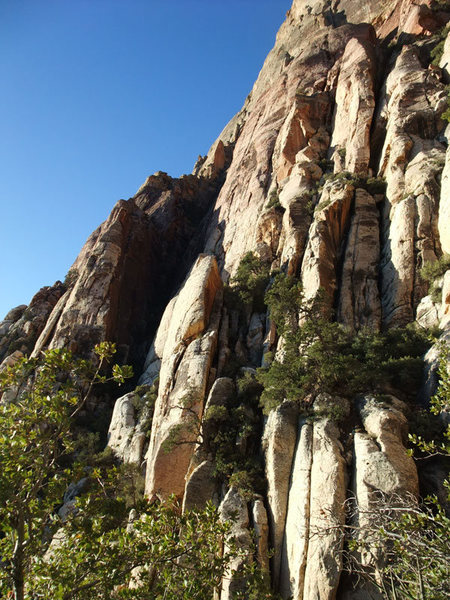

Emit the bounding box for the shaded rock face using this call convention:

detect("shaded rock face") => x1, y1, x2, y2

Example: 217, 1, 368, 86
2, 1, 450, 598
23, 173, 220, 368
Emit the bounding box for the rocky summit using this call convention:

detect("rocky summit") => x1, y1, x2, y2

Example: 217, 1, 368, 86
1, 1, 450, 599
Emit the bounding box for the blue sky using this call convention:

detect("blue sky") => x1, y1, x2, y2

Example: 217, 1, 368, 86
0, 0, 291, 319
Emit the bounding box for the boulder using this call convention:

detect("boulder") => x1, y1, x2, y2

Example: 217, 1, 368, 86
279, 421, 313, 600
252, 495, 270, 573
183, 459, 217, 512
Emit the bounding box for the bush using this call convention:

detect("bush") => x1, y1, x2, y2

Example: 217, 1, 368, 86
420, 254, 450, 282
257, 273, 433, 413
265, 190, 283, 211
430, 23, 450, 65
228, 252, 270, 313
420, 254, 450, 301
202, 371, 265, 496
0, 343, 133, 600
63, 267, 79, 288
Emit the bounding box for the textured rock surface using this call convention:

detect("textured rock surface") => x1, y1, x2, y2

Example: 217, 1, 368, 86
355, 395, 418, 502
3, 1, 449, 597
262, 402, 298, 589
302, 399, 348, 600
182, 459, 217, 512
331, 35, 375, 175
301, 180, 354, 302
352, 395, 419, 577
107, 392, 149, 465
24, 174, 219, 366
279, 421, 313, 600
378, 45, 446, 326
144, 255, 222, 499
439, 143, 450, 255
253, 495, 270, 573
0, 283, 65, 362
337, 188, 381, 330
219, 487, 252, 600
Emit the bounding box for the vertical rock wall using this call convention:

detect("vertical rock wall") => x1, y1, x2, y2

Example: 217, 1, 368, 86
2, 0, 450, 597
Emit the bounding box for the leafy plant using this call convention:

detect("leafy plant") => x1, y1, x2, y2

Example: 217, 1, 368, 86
265, 190, 283, 211
228, 252, 271, 313
0, 343, 133, 600
420, 253, 450, 301
63, 268, 79, 289
33, 495, 248, 600
430, 23, 450, 65
203, 371, 265, 496
257, 273, 432, 413
420, 254, 450, 282
409, 342, 450, 458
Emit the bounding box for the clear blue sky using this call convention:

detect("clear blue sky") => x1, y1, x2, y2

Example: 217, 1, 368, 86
0, 0, 291, 319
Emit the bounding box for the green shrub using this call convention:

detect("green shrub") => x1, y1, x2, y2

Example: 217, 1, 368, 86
229, 252, 270, 313
257, 273, 433, 413
430, 24, 450, 65
228, 470, 255, 501
63, 267, 79, 288
265, 190, 283, 211
363, 176, 387, 195
315, 197, 332, 212
420, 254, 450, 282
203, 371, 265, 496
420, 254, 450, 301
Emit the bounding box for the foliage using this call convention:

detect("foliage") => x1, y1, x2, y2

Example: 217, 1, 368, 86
131, 378, 158, 434
342, 342, 450, 600
420, 254, 450, 301
430, 23, 450, 65
63, 268, 79, 289
341, 493, 450, 600
161, 390, 202, 454
228, 252, 270, 313
204, 371, 265, 496
0, 344, 132, 600
32, 495, 243, 600
265, 190, 283, 211
257, 273, 432, 413
320, 171, 386, 196
0, 348, 271, 599
409, 342, 450, 458
420, 254, 450, 282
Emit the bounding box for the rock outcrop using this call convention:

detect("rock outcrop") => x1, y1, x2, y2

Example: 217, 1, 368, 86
2, 0, 449, 597
143, 254, 222, 500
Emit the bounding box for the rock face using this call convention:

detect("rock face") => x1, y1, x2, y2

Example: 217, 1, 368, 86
143, 254, 222, 500
219, 487, 253, 600
262, 402, 298, 589
0, 283, 65, 362
2, 0, 449, 597
331, 35, 375, 175
337, 188, 382, 330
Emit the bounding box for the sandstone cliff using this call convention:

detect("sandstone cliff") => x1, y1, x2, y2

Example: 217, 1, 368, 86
2, 1, 449, 598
